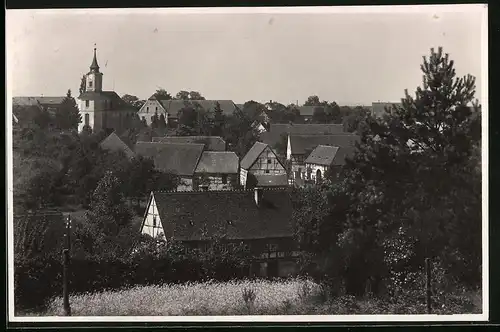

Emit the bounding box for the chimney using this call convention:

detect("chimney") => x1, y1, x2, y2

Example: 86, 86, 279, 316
254, 187, 263, 206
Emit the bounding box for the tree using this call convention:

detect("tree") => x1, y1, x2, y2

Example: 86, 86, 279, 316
150, 112, 160, 129
175, 90, 205, 100
189, 91, 205, 100
326, 102, 342, 124
223, 111, 260, 158
176, 90, 190, 100
122, 94, 146, 110
304, 95, 328, 107
212, 102, 225, 136
342, 106, 369, 133
55, 89, 81, 130
79, 75, 86, 95
153, 88, 172, 100
294, 47, 482, 295
312, 107, 327, 124
158, 113, 167, 129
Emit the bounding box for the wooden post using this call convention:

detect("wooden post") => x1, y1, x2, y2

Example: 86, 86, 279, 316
62, 215, 72, 316
425, 258, 432, 314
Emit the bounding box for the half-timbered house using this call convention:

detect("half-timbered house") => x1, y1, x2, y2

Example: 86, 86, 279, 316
139, 188, 299, 277
239, 142, 287, 189
193, 151, 240, 191
304, 145, 355, 184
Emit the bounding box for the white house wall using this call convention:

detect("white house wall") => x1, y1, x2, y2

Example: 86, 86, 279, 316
176, 177, 193, 191
305, 163, 329, 182
248, 147, 286, 176
141, 195, 165, 239
137, 100, 167, 125
240, 168, 248, 188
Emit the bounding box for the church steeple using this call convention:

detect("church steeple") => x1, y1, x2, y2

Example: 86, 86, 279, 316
90, 47, 100, 72
85, 46, 103, 92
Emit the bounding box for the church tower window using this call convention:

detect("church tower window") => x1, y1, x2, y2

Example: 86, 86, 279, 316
84, 113, 90, 126
85, 100, 89, 108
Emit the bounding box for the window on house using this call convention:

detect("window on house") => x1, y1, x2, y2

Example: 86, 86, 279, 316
265, 170, 270, 174
156, 107, 158, 111
267, 159, 271, 164
146, 106, 149, 113
222, 174, 228, 184
152, 216, 156, 228
85, 100, 89, 108
84, 113, 89, 126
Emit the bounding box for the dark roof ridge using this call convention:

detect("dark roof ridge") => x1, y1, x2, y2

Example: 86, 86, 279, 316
136, 141, 205, 147
154, 187, 291, 194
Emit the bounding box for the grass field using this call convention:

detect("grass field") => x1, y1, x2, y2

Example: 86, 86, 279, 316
41, 279, 482, 316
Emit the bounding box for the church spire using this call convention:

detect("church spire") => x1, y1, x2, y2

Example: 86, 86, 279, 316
90, 46, 100, 72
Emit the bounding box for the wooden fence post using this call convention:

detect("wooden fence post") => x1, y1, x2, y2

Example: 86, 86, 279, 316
62, 214, 72, 316
425, 258, 432, 314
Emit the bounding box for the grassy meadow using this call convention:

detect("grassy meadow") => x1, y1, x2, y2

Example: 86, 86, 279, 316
40, 278, 482, 316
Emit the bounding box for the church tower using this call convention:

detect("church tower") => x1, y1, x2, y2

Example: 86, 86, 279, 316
85, 48, 103, 92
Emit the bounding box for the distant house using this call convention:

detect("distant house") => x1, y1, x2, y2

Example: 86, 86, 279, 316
13, 96, 66, 115
371, 102, 402, 119
134, 142, 205, 191
286, 134, 359, 183
304, 145, 355, 184
140, 188, 299, 278
137, 98, 239, 127
240, 142, 287, 189
194, 151, 240, 191
152, 136, 227, 151
99, 132, 136, 159
260, 123, 346, 148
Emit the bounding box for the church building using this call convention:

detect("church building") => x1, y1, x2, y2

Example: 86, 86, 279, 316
77, 48, 137, 134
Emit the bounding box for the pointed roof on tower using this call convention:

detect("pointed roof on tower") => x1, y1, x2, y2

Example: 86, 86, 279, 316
90, 47, 100, 72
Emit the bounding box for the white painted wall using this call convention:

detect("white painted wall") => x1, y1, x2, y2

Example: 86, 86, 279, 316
141, 195, 165, 239
137, 100, 168, 125
177, 177, 193, 191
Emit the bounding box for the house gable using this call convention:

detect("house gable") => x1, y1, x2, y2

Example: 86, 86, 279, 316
248, 146, 285, 174
140, 193, 165, 239
137, 99, 167, 124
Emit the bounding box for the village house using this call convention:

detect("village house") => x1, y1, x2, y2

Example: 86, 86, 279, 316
239, 141, 287, 189
99, 132, 136, 159
134, 142, 205, 191
13, 96, 66, 115
286, 133, 360, 184
152, 136, 227, 151
194, 151, 240, 191
134, 141, 239, 191
304, 145, 355, 184
139, 188, 299, 278
77, 48, 137, 134
137, 98, 239, 127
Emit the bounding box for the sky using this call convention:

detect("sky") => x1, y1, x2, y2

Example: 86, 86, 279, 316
6, 5, 487, 106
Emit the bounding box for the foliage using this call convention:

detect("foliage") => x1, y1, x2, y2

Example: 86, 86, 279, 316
121, 94, 146, 110
54, 89, 81, 131
176, 90, 205, 100
293, 47, 482, 296
153, 88, 173, 100
79, 75, 86, 95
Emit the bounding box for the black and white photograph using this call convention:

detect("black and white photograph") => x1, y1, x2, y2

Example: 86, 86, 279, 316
6, 4, 488, 322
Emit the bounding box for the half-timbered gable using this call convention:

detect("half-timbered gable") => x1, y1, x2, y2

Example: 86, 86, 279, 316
240, 142, 287, 188
141, 192, 165, 239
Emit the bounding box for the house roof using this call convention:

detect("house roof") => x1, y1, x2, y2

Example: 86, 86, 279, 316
254, 174, 289, 187
152, 136, 226, 151
13, 96, 66, 107
195, 151, 239, 174
154, 99, 238, 118
134, 142, 204, 176
77, 91, 132, 109
148, 189, 294, 241
271, 123, 345, 135
289, 134, 360, 156
304, 144, 355, 166
240, 141, 269, 170
99, 132, 136, 159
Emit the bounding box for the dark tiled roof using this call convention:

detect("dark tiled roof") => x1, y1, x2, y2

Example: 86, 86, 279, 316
156, 99, 238, 118
152, 136, 226, 151
298, 106, 322, 117
254, 174, 289, 187
150, 189, 294, 240
195, 151, 239, 174
240, 141, 269, 170
13, 96, 66, 107
270, 123, 345, 135
78, 91, 135, 111
304, 144, 355, 166
134, 142, 204, 176
100, 132, 136, 159
289, 134, 360, 156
